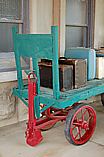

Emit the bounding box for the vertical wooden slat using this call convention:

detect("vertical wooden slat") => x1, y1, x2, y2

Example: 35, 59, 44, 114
32, 58, 40, 94
92, 0, 96, 48
51, 26, 60, 99
60, 0, 66, 57
52, 0, 61, 56
88, 0, 95, 48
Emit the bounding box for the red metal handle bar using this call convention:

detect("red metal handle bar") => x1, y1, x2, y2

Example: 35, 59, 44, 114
26, 71, 43, 146
28, 71, 37, 84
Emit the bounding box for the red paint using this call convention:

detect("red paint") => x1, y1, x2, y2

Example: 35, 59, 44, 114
70, 105, 96, 145
25, 72, 73, 146
26, 72, 43, 147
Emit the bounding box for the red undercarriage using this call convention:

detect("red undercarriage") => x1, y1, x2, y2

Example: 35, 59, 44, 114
25, 72, 72, 146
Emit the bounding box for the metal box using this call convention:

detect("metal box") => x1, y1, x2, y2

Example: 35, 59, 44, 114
39, 63, 73, 91
65, 48, 96, 80
59, 58, 87, 88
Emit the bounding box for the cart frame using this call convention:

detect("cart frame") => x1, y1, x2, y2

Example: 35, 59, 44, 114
12, 26, 103, 146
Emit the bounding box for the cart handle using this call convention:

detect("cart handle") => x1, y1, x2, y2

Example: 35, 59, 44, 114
28, 71, 37, 83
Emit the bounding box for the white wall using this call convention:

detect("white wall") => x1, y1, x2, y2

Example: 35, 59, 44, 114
29, 0, 66, 56
94, 0, 104, 48
37, 0, 52, 33
30, 0, 52, 34
29, 0, 104, 54
60, 0, 66, 56
29, 0, 37, 33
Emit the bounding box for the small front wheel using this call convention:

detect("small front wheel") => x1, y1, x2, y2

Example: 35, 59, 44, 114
65, 104, 96, 145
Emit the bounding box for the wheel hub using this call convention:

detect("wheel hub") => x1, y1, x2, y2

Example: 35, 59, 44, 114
74, 120, 89, 130
81, 121, 89, 130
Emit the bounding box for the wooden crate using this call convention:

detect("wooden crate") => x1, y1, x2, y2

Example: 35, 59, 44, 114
59, 58, 87, 88
39, 63, 73, 91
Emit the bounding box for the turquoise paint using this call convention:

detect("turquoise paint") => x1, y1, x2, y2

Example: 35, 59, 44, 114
12, 26, 60, 115
51, 26, 60, 99
12, 26, 104, 116
32, 58, 40, 94
34, 96, 40, 119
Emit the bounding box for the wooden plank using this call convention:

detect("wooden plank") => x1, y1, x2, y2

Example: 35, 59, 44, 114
52, 0, 60, 55
52, 0, 60, 26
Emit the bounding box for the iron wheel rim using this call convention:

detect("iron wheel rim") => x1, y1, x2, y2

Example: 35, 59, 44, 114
70, 105, 96, 145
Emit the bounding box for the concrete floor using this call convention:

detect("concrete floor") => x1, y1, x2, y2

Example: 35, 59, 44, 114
0, 102, 104, 157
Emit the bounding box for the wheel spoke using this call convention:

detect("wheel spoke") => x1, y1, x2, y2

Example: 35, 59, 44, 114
72, 125, 76, 131
74, 116, 79, 122
74, 127, 82, 140
73, 122, 81, 126
87, 115, 92, 123
81, 109, 87, 121
74, 131, 79, 139
78, 127, 82, 139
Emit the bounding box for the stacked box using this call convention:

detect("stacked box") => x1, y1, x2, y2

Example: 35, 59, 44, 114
65, 48, 96, 80
59, 58, 87, 88
39, 63, 73, 91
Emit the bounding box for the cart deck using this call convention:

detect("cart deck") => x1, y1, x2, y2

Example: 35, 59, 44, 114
13, 78, 104, 113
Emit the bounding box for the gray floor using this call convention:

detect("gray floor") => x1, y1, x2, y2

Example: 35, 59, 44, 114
0, 102, 104, 157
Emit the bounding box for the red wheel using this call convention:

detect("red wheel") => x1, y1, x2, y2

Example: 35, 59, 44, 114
65, 104, 96, 145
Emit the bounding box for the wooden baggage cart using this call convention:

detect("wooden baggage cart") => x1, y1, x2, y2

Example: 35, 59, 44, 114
12, 26, 104, 146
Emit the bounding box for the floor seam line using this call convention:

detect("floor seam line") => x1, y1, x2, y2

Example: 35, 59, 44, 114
90, 140, 104, 147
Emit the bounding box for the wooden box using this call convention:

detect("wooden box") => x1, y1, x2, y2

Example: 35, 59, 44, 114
59, 58, 87, 88
39, 63, 73, 91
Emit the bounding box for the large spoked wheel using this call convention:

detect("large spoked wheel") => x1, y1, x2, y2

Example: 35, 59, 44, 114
65, 104, 96, 145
